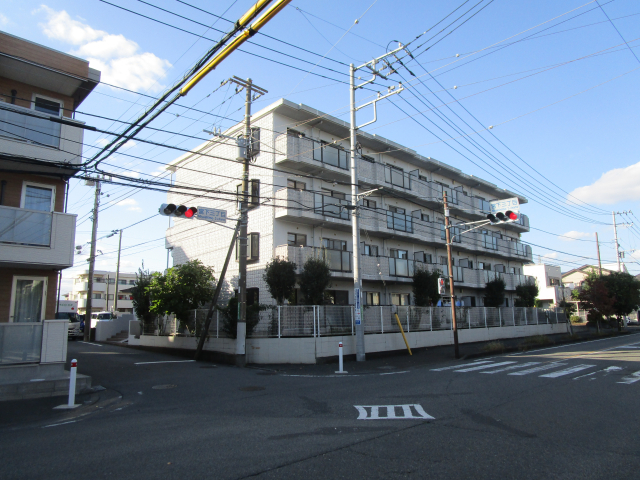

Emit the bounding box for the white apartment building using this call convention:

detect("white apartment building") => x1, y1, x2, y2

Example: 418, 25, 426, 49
523, 263, 571, 309
165, 99, 534, 309
70, 270, 136, 315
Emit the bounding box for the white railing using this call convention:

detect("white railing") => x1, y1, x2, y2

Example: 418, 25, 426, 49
0, 205, 53, 246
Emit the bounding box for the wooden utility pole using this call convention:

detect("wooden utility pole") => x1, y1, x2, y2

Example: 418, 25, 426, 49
595, 232, 602, 276
443, 191, 460, 359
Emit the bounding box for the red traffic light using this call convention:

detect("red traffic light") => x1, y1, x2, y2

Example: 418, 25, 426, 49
506, 210, 518, 221
184, 207, 197, 218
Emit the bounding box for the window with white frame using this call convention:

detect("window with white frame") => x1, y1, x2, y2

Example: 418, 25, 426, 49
21, 182, 55, 211
33, 95, 62, 117
10, 276, 48, 322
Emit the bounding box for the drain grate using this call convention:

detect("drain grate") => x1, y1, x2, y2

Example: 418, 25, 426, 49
152, 384, 177, 390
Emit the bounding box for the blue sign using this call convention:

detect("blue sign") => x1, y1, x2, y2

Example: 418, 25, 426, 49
354, 288, 361, 325
197, 207, 227, 223
489, 197, 519, 215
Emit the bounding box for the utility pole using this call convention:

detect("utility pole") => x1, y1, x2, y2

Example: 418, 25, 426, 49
228, 76, 267, 367
113, 229, 123, 312
349, 46, 404, 362
595, 232, 602, 276
443, 191, 460, 359
84, 179, 101, 341
613, 211, 621, 272
106, 274, 110, 312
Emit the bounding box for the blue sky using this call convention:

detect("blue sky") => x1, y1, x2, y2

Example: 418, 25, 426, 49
2, 0, 639, 294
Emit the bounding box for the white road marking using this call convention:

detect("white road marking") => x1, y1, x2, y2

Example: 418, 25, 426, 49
509, 334, 640, 356
573, 371, 598, 380
379, 371, 409, 376
134, 360, 196, 365
43, 420, 77, 428
481, 362, 541, 374
355, 404, 434, 420
454, 361, 517, 373
618, 371, 640, 384
614, 346, 640, 349
508, 362, 568, 376
78, 341, 103, 347
431, 361, 494, 371
539, 364, 595, 378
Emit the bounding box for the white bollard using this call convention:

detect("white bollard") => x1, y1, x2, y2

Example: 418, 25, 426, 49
54, 358, 81, 410
335, 342, 348, 374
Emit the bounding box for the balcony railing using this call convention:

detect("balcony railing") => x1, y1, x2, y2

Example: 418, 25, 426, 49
314, 193, 350, 220
389, 257, 414, 277
0, 206, 52, 246
0, 104, 61, 148
386, 211, 413, 233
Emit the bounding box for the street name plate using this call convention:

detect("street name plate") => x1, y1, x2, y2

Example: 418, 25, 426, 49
354, 288, 361, 325
489, 197, 519, 214
197, 207, 227, 223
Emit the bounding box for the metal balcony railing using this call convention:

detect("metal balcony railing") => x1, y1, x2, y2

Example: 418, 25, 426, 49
0, 206, 52, 246
0, 104, 61, 148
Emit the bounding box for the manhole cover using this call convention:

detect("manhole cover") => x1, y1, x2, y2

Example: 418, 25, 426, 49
152, 384, 177, 390
239, 386, 266, 392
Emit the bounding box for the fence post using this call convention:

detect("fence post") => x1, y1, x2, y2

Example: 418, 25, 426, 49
351, 307, 354, 336
216, 310, 219, 338
407, 307, 410, 333
277, 306, 281, 339
499, 308, 502, 327
536, 307, 539, 325
468, 308, 471, 329
512, 307, 515, 326
313, 306, 316, 338
381, 305, 384, 334
430, 307, 433, 331
524, 307, 527, 325
484, 307, 487, 328
555, 308, 559, 324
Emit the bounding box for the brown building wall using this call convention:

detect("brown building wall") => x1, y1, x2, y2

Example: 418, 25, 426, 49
0, 77, 75, 117
0, 171, 67, 211
0, 268, 60, 323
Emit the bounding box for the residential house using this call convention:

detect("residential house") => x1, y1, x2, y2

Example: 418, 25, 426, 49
523, 263, 571, 309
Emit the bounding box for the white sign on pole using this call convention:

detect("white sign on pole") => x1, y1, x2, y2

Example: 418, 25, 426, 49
438, 277, 446, 295
196, 207, 227, 223
354, 287, 361, 325
489, 197, 520, 215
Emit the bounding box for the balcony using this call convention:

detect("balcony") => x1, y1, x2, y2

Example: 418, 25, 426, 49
0, 103, 85, 168
0, 205, 76, 268
274, 188, 352, 231
274, 245, 352, 279
274, 134, 351, 182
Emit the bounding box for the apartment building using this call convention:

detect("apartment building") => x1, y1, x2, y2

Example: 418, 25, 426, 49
165, 99, 534, 309
0, 32, 100, 322
69, 270, 136, 315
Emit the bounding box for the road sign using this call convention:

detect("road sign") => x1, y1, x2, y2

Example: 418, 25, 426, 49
197, 207, 227, 223
489, 197, 520, 215
354, 287, 361, 325
438, 277, 446, 295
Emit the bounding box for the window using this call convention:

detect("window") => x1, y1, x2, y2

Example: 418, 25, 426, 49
287, 233, 307, 247
362, 199, 376, 209
387, 206, 412, 233
478, 262, 492, 271
495, 264, 506, 273
107, 278, 115, 284
414, 252, 432, 263
326, 290, 349, 305
549, 278, 561, 286
441, 224, 461, 243
118, 295, 133, 300
287, 179, 306, 190
509, 267, 521, 275
439, 256, 448, 265
22, 183, 55, 212
249, 127, 260, 157
129, 280, 136, 285
363, 244, 378, 256
287, 128, 305, 138
312, 141, 349, 169
10, 276, 47, 322
33, 96, 62, 117
247, 288, 259, 305
391, 249, 408, 259
315, 190, 349, 219
323, 239, 350, 271
364, 292, 380, 306
323, 239, 347, 251
418, 174, 428, 182
391, 293, 410, 306
237, 179, 260, 209
421, 213, 430, 222
323, 189, 346, 200
361, 154, 374, 163
118, 279, 128, 285
385, 165, 405, 188
458, 258, 472, 269
92, 293, 102, 299
236, 233, 260, 261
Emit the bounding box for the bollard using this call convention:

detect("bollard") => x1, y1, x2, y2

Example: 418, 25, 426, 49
54, 358, 81, 410
335, 342, 348, 374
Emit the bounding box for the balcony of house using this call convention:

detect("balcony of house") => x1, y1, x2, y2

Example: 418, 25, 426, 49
0, 205, 76, 268
274, 134, 351, 182
274, 188, 353, 232
274, 245, 353, 279
0, 103, 85, 169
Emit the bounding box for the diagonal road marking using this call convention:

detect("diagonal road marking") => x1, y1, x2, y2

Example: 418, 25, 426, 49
618, 370, 640, 384
539, 364, 595, 378
431, 361, 494, 371
481, 362, 540, 374
508, 362, 568, 376
454, 361, 517, 373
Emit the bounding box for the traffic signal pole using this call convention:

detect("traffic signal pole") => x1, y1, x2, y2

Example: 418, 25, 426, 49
84, 179, 101, 340
113, 229, 122, 312
443, 191, 460, 359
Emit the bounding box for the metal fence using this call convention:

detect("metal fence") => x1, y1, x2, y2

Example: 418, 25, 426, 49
139, 306, 567, 338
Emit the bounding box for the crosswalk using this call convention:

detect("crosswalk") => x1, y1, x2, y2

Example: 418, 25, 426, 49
431, 359, 640, 384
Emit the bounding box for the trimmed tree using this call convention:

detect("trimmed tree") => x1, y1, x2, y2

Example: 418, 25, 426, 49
412, 268, 441, 306
147, 260, 215, 333
601, 272, 640, 323
514, 282, 538, 307
299, 257, 331, 305
575, 271, 615, 332
484, 277, 506, 308
263, 257, 297, 305
131, 266, 153, 331
218, 296, 265, 339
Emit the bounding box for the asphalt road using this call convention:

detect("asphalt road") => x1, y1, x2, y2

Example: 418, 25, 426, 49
1, 333, 639, 479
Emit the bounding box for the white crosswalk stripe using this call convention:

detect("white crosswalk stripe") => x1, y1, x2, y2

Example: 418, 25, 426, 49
454, 361, 517, 373
430, 361, 495, 371
618, 371, 640, 384
539, 364, 595, 378
508, 362, 568, 376
481, 362, 541, 374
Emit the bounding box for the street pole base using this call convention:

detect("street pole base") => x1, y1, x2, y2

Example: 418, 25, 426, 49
334, 371, 348, 374
356, 353, 366, 362
53, 404, 81, 410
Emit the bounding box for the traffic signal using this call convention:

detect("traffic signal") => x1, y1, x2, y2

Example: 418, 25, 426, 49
159, 203, 198, 218
487, 198, 520, 224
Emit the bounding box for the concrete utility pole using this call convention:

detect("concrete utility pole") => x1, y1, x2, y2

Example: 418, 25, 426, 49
348, 47, 404, 362
595, 232, 602, 276
443, 191, 460, 359
613, 211, 621, 272
84, 178, 101, 340
229, 76, 267, 367
113, 229, 122, 312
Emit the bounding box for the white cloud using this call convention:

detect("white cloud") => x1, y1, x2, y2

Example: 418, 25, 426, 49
569, 161, 640, 205
36, 6, 171, 92
116, 198, 142, 211
559, 231, 593, 242
0, 13, 9, 26
541, 252, 558, 261
95, 138, 109, 147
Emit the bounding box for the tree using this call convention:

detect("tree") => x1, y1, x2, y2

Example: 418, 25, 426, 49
147, 260, 215, 333
218, 296, 265, 339
131, 266, 153, 330
412, 268, 441, 306
263, 257, 297, 305
601, 272, 640, 319
514, 282, 538, 307
484, 278, 506, 308
299, 257, 331, 305
575, 271, 615, 332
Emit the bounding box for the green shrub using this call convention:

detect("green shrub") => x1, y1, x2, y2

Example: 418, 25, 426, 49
570, 315, 582, 324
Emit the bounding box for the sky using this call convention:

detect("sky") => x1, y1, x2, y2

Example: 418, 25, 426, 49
2, 0, 639, 296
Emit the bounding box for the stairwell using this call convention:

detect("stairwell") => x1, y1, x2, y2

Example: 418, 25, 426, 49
106, 330, 129, 344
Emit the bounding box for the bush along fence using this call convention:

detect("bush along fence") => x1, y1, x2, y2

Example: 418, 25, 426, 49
140, 306, 567, 339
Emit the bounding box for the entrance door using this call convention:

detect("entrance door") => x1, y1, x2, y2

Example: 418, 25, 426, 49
10, 276, 47, 322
